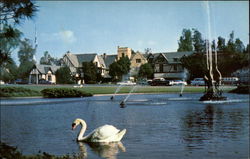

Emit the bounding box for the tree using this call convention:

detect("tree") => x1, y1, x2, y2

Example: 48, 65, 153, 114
0, 24, 22, 67
144, 48, 152, 54
55, 66, 74, 84
0, 0, 37, 70
0, 58, 18, 83
18, 38, 35, 64
226, 31, 236, 53
217, 36, 226, 52
235, 38, 245, 53
180, 53, 207, 80
192, 28, 205, 53
82, 62, 99, 84
39, 51, 62, 66
138, 63, 153, 79
109, 57, 131, 81
0, 0, 38, 25
17, 38, 36, 79
109, 62, 122, 81
177, 29, 193, 52
244, 44, 249, 54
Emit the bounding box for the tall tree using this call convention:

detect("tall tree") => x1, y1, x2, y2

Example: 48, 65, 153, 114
234, 38, 245, 53
192, 28, 205, 53
217, 36, 226, 52
138, 63, 153, 79
55, 66, 74, 84
0, 24, 22, 67
0, 0, 37, 70
109, 57, 131, 81
39, 51, 62, 65
17, 38, 36, 79
177, 29, 193, 52
82, 62, 99, 84
18, 38, 35, 64
226, 31, 236, 53
0, 0, 38, 25
0, 58, 18, 83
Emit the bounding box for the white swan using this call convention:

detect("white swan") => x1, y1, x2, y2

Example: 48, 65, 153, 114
72, 118, 126, 142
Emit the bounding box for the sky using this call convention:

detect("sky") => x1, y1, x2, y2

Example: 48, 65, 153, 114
15, 1, 249, 63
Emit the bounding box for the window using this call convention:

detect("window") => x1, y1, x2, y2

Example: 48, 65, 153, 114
48, 75, 52, 81
173, 58, 179, 62
122, 53, 125, 57
136, 59, 141, 63
173, 65, 177, 71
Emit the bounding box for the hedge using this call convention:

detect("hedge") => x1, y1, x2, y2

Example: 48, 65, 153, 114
41, 88, 93, 98
229, 85, 249, 94
0, 87, 41, 97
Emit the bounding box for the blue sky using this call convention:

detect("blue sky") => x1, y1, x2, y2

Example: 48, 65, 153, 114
15, 1, 249, 62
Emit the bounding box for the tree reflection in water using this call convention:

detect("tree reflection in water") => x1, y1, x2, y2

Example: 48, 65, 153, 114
181, 104, 245, 152
77, 142, 126, 159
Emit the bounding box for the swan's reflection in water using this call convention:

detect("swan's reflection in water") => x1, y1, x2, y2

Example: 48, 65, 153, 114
78, 142, 126, 159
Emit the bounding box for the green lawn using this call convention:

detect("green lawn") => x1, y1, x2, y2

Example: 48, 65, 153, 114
0, 84, 236, 97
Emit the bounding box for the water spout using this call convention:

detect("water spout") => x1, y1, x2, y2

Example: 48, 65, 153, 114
111, 85, 123, 100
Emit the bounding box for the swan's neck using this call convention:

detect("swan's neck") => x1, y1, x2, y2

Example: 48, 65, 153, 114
78, 119, 87, 141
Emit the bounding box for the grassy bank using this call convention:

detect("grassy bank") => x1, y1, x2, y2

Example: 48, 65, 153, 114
0, 84, 237, 98
0, 142, 80, 159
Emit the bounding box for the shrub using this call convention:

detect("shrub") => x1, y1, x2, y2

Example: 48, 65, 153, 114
41, 88, 93, 98
0, 87, 40, 97
229, 85, 249, 94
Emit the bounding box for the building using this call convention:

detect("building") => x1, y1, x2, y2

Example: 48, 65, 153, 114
62, 51, 107, 83
130, 51, 148, 77
150, 51, 193, 80
29, 64, 61, 84
117, 46, 132, 60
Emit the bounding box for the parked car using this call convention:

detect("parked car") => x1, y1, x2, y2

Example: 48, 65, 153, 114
170, 80, 187, 86
150, 78, 172, 86
191, 78, 205, 86
117, 81, 136, 86
221, 77, 239, 85
39, 79, 54, 84
15, 79, 28, 84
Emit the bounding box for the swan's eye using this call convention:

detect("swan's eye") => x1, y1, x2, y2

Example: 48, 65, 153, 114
72, 123, 76, 127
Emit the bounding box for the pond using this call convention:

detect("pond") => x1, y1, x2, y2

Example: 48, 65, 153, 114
1, 93, 249, 159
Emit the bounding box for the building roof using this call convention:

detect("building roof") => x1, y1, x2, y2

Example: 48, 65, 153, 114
154, 51, 194, 63
35, 64, 61, 74
75, 53, 97, 67
102, 54, 117, 69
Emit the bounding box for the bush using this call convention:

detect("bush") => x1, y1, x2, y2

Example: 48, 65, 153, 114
0, 142, 79, 159
0, 87, 41, 97
41, 88, 93, 98
229, 85, 249, 94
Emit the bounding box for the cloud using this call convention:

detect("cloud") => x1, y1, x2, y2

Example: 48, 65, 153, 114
57, 30, 77, 44
147, 40, 157, 46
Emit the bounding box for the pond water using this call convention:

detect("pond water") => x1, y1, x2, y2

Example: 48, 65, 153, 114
1, 93, 249, 159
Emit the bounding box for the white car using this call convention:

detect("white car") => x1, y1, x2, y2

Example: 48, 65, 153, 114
191, 78, 205, 86
117, 81, 136, 85
170, 80, 187, 86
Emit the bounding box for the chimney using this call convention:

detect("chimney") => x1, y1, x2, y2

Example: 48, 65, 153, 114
103, 53, 107, 59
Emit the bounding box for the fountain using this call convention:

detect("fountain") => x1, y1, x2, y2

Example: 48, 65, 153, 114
120, 85, 138, 107
199, 2, 226, 101
179, 68, 188, 97
110, 85, 123, 100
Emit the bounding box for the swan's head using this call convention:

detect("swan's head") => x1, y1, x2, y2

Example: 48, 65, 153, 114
72, 118, 82, 130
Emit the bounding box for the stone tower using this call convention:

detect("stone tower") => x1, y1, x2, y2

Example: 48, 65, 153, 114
117, 46, 132, 60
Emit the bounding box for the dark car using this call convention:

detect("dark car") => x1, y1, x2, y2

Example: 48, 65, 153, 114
39, 79, 53, 84
15, 79, 28, 84
150, 78, 171, 86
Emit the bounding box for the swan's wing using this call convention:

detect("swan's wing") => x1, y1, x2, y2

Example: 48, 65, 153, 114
91, 125, 120, 140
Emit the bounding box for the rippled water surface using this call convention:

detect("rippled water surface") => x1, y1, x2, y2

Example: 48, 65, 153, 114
1, 93, 249, 159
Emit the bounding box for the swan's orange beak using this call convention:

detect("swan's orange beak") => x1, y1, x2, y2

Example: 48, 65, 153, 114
72, 123, 76, 130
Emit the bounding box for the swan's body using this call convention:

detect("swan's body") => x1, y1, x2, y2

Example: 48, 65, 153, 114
72, 118, 126, 142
